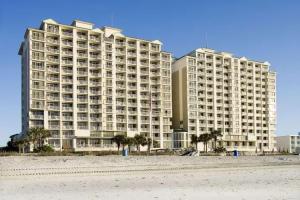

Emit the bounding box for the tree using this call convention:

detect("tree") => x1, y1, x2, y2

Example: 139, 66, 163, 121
153, 140, 160, 148
190, 134, 199, 150
27, 128, 51, 150
112, 135, 126, 152
134, 134, 147, 152
199, 133, 212, 153
210, 129, 222, 152
146, 137, 152, 154
123, 137, 135, 152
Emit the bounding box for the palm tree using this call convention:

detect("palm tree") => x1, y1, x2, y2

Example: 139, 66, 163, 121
210, 129, 222, 152
190, 134, 199, 150
112, 135, 126, 152
134, 134, 147, 152
27, 127, 50, 149
124, 137, 135, 153
199, 133, 212, 153
146, 137, 152, 154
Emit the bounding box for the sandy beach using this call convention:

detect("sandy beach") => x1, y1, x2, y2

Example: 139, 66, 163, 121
1, 155, 300, 200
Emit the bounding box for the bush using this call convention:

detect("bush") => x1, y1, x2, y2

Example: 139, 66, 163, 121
214, 147, 227, 153
34, 145, 54, 153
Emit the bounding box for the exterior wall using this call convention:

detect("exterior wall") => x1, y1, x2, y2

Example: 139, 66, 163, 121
275, 135, 300, 153
172, 48, 277, 152
19, 19, 173, 151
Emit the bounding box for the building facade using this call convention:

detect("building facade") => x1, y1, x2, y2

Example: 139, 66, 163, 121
275, 133, 300, 153
172, 48, 276, 151
19, 19, 173, 151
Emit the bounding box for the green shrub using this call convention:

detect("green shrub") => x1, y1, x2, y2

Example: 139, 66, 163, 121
214, 147, 227, 153
34, 145, 54, 153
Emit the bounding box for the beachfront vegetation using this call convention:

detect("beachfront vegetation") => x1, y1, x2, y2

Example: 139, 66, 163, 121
190, 130, 224, 153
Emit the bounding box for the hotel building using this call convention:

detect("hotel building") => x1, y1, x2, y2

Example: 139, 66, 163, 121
19, 19, 172, 151
172, 48, 276, 151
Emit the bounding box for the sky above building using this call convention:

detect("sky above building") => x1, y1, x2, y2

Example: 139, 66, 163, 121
0, 0, 299, 146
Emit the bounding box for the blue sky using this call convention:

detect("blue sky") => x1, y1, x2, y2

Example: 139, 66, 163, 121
0, 0, 299, 146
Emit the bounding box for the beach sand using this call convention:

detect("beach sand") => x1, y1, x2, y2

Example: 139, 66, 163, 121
1, 155, 300, 200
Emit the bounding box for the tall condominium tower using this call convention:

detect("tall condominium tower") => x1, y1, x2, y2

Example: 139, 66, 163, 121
172, 48, 276, 152
19, 19, 172, 151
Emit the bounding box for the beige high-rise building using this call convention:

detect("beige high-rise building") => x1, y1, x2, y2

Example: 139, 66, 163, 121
172, 48, 276, 151
19, 19, 173, 151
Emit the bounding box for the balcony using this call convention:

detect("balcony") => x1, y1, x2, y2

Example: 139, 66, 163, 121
78, 107, 88, 112
47, 57, 59, 63
62, 88, 73, 93
90, 99, 101, 104
116, 85, 126, 89
47, 95, 60, 101
116, 101, 126, 106
77, 98, 88, 103
48, 106, 60, 110
116, 67, 126, 72
62, 79, 73, 84
90, 90, 101, 95
117, 119, 126, 123
140, 87, 149, 91
78, 80, 88, 85
116, 110, 126, 114
141, 128, 150, 132
89, 109, 100, 114
78, 126, 88, 130
30, 114, 44, 120
77, 116, 88, 121
47, 66, 59, 73
47, 38, 59, 44
77, 89, 88, 94
128, 60, 137, 65
49, 125, 60, 130
46, 47, 59, 54
78, 53, 88, 58
47, 77, 59, 82
128, 110, 137, 115
62, 107, 73, 111
116, 93, 126, 97
91, 126, 101, 131
62, 41, 73, 47
90, 63, 101, 68
90, 81, 101, 86
77, 43, 88, 49
90, 117, 100, 122
62, 31, 73, 37
62, 125, 73, 130
62, 116, 73, 121
90, 35, 101, 42
141, 111, 149, 116
62, 60, 73, 65
77, 34, 88, 40
77, 71, 88, 76
63, 97, 73, 102
90, 54, 101, 59
77, 62, 87, 67
90, 45, 101, 50
116, 42, 125, 46
90, 73, 102, 78
127, 43, 136, 48
141, 103, 150, 107
128, 85, 137, 90
49, 115, 60, 120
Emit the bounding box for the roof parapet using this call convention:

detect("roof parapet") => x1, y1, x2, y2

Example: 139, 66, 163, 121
71, 20, 94, 29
